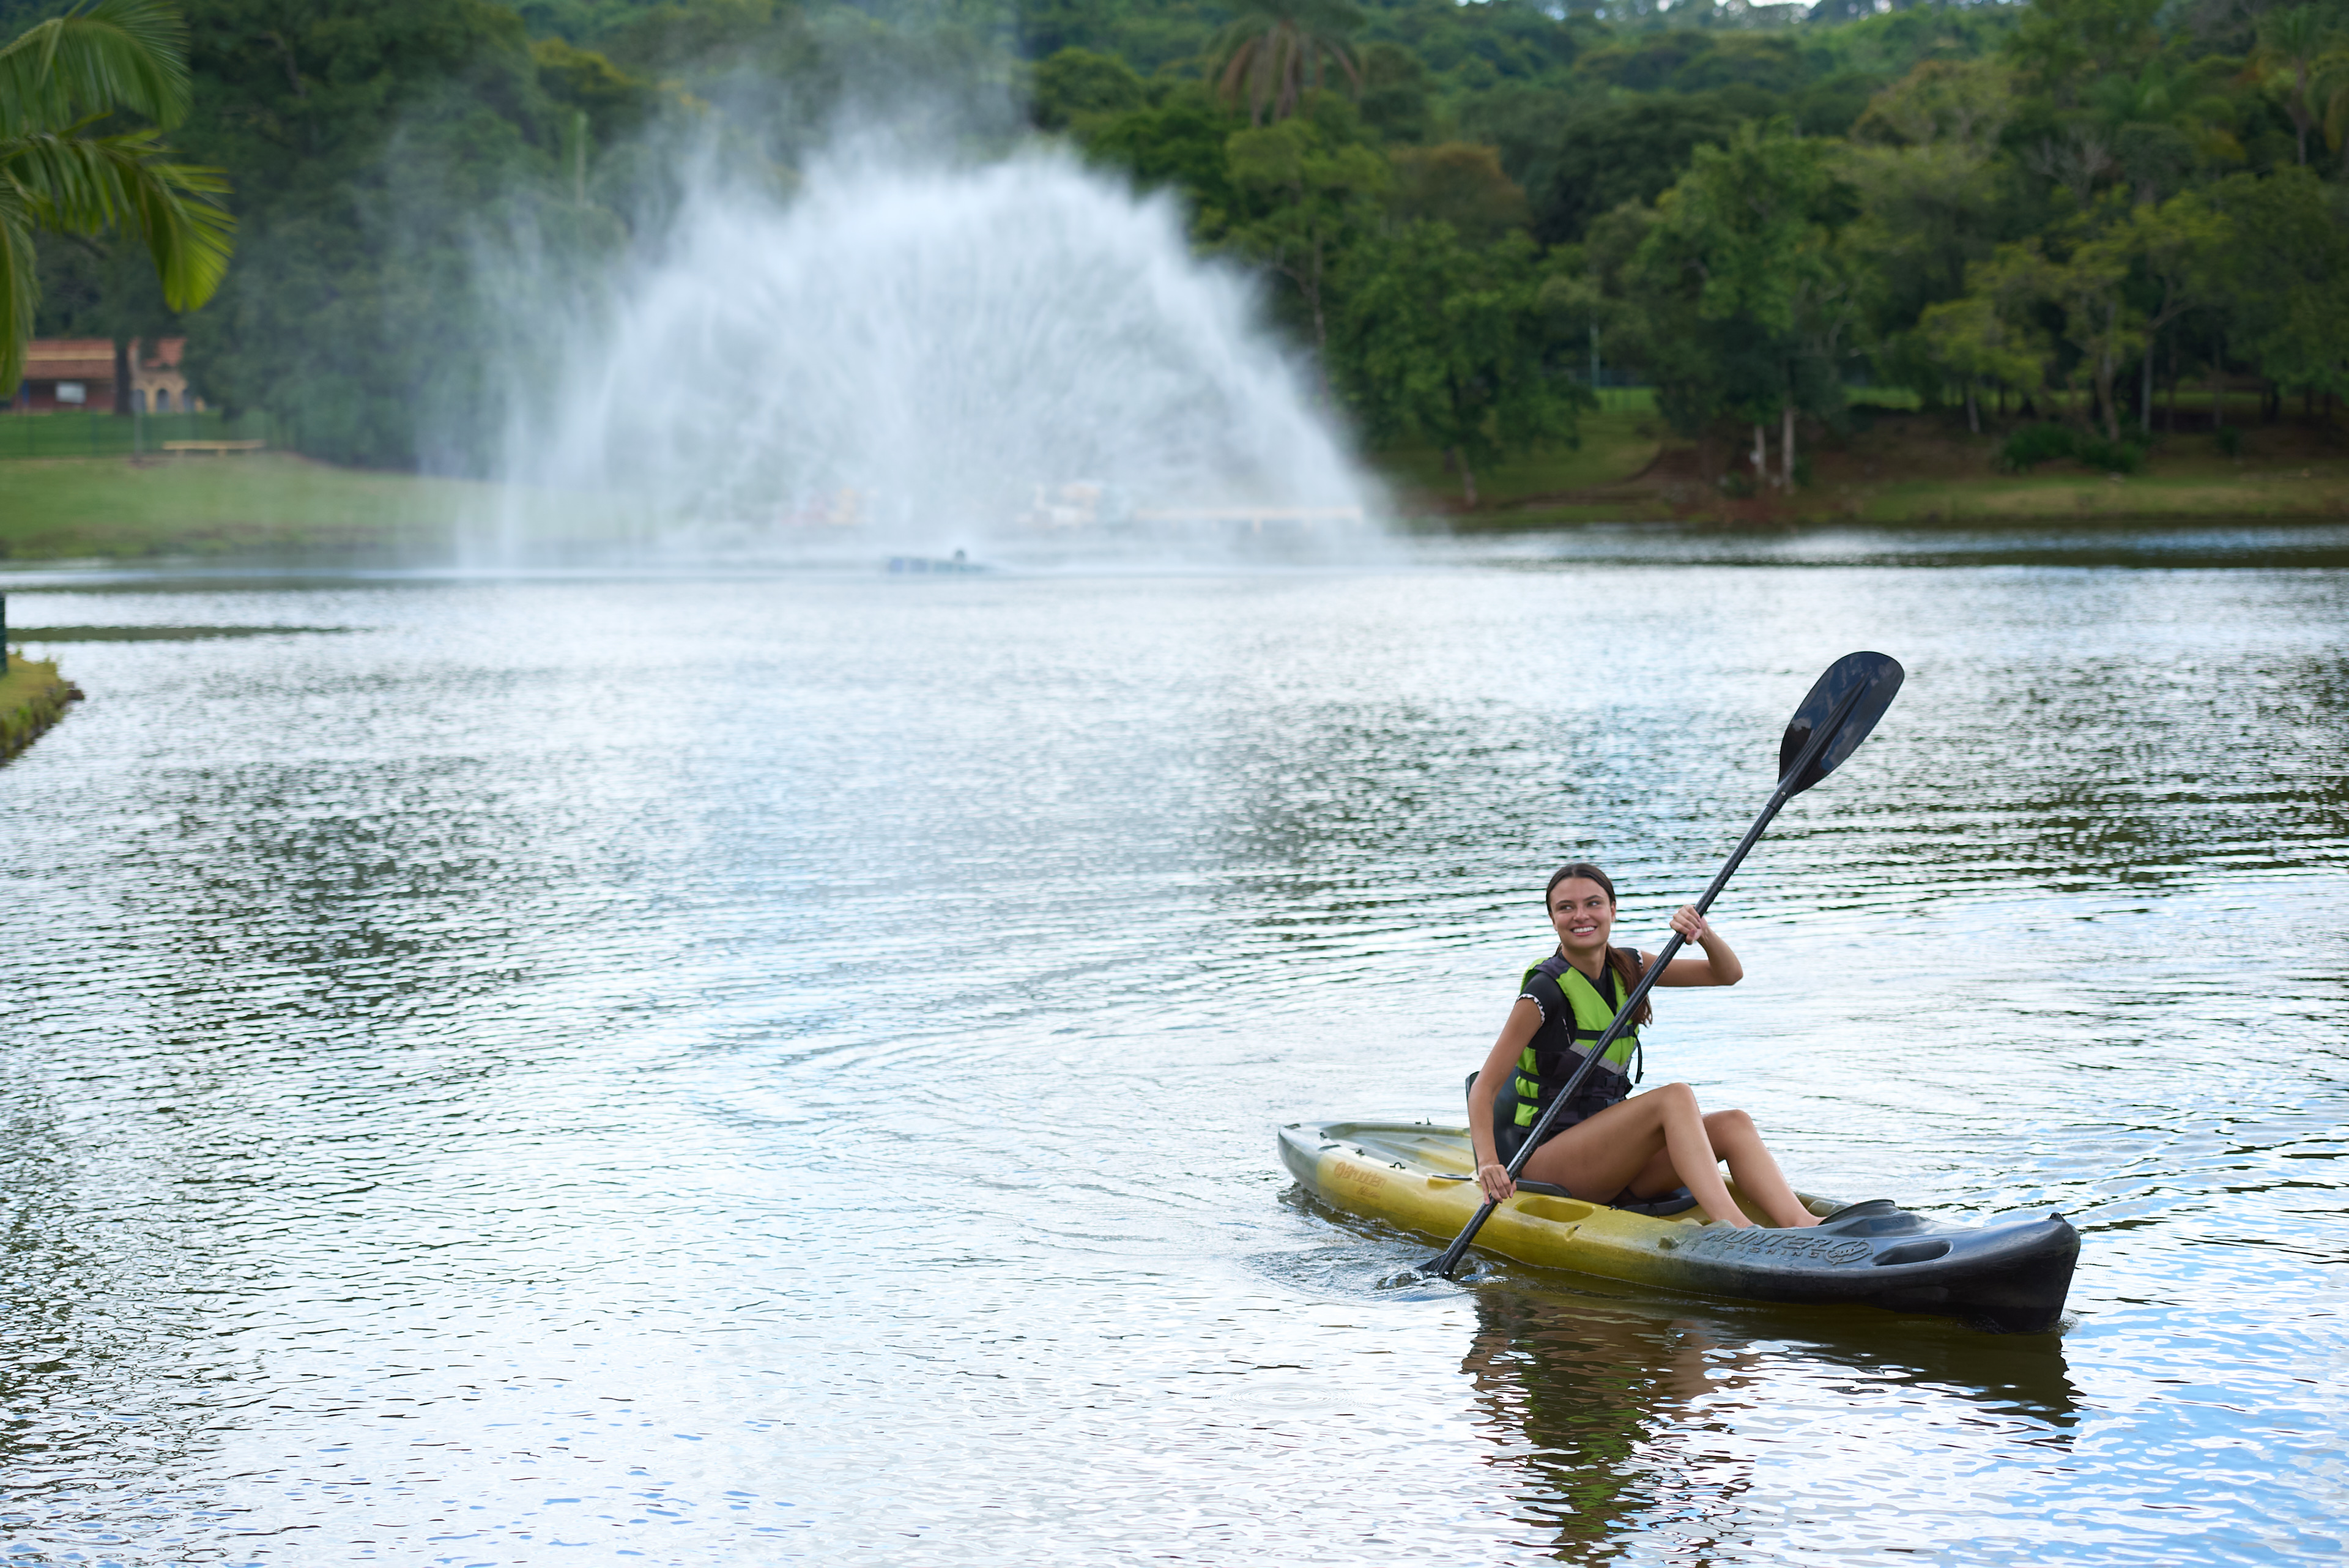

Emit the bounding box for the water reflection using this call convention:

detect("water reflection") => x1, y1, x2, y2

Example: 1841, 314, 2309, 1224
1463, 1289, 1742, 1555
1463, 1285, 2079, 1561
1440, 520, 2349, 570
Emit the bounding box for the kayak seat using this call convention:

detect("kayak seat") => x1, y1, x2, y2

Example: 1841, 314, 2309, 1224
1612, 1187, 1700, 1217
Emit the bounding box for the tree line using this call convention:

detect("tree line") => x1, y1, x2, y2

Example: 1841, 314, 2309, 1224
6, 0, 2347, 493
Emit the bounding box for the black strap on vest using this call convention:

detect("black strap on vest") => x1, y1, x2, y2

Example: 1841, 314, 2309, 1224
1524, 949, 1646, 1090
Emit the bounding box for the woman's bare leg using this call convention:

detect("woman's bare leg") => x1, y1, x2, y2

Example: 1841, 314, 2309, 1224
1699, 1109, 1819, 1227
1523, 1083, 1754, 1228
1627, 1111, 1819, 1226
1523, 1087, 1819, 1228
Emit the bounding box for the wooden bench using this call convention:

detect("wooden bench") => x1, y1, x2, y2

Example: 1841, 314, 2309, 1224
160, 439, 266, 455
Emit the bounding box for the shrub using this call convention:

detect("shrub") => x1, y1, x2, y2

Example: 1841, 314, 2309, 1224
2000, 423, 2074, 470
2214, 426, 2244, 457
2072, 434, 2145, 474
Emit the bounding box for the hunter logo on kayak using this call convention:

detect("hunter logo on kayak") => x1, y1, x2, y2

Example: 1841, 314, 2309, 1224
1686, 1229, 1873, 1266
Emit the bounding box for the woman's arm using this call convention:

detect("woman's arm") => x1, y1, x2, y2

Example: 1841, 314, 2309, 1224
1649, 904, 1743, 987
1471, 998, 1545, 1202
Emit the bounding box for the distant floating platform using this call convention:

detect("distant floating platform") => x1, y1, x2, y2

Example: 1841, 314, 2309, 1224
886, 554, 987, 574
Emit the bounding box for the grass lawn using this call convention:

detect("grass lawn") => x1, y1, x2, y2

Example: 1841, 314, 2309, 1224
1373, 401, 1666, 510
0, 653, 81, 759
1421, 404, 2349, 527
1855, 464, 2349, 522
0, 409, 274, 459
1819, 415, 2349, 524
0, 654, 72, 706
0, 453, 495, 557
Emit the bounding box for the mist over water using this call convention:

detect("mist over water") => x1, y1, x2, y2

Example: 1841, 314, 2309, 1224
488, 144, 1383, 564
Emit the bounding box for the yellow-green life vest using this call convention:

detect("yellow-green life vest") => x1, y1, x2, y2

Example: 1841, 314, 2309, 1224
1508, 951, 1644, 1130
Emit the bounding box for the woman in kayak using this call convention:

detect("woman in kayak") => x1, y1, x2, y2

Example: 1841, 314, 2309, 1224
1468, 862, 1821, 1230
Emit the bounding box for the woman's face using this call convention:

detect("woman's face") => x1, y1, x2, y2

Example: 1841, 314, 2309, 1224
1548, 877, 1616, 956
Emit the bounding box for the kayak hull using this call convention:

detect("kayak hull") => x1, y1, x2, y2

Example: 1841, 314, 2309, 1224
1280, 1118, 2078, 1334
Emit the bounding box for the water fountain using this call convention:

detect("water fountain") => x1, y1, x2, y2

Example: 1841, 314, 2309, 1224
488, 143, 1384, 565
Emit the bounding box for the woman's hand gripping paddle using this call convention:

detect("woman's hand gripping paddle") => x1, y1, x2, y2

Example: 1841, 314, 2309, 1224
1422, 651, 1906, 1280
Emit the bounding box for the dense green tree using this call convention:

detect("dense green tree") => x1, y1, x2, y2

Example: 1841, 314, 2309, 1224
2114, 188, 2228, 428
1969, 217, 2139, 440
1573, 30, 1804, 96
1917, 292, 2047, 431
532, 34, 655, 144
1354, 39, 1428, 143
2253, 6, 2335, 167
1353, 0, 1588, 93
1798, 3, 2019, 83
1529, 93, 1744, 243
1222, 113, 1386, 374
1, 0, 234, 399
1031, 45, 1145, 132
2201, 165, 2349, 401
2006, 0, 2161, 103
1839, 59, 2021, 395
1627, 121, 1858, 485
1952, 188, 2230, 439
1332, 220, 1586, 505
1013, 0, 1225, 76
1386, 140, 1524, 242
1077, 84, 1243, 235
21, 0, 2349, 480
1788, 68, 1887, 137
171, 0, 603, 466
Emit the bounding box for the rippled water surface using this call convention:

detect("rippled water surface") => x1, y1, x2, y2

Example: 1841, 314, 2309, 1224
1, 532, 2343, 1565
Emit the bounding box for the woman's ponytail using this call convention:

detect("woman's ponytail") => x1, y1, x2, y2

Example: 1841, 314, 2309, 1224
1606, 945, 1653, 1030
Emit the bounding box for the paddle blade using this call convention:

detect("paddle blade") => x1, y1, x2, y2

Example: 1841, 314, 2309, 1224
1778, 652, 1904, 793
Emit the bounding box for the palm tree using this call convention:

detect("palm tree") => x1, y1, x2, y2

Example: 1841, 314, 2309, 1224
1214, 0, 1365, 128
1, 0, 233, 399
2254, 4, 2333, 166
2314, 46, 2349, 171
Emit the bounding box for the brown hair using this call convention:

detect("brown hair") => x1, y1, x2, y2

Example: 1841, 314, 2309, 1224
1544, 862, 1652, 1028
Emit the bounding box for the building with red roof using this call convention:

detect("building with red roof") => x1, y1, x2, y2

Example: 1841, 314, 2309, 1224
7, 338, 201, 414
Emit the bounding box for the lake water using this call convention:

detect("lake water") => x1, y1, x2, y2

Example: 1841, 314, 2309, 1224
1, 526, 2343, 1566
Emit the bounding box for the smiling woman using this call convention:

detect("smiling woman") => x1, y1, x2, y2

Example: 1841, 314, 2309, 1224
1467, 861, 1819, 1229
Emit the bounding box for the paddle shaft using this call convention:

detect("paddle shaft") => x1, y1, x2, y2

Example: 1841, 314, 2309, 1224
1428, 679, 1870, 1279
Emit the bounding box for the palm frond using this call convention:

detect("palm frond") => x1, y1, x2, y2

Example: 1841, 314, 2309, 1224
0, 0, 193, 139
1211, 1, 1362, 125
0, 204, 35, 398
2, 127, 232, 310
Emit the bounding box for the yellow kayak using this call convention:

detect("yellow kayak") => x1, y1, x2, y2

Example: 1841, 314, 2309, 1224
1280, 1117, 2078, 1334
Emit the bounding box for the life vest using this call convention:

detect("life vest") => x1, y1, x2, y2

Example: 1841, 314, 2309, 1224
1505, 950, 1644, 1135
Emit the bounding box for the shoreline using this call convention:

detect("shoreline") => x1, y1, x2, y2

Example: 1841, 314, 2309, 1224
0, 656, 84, 760
1, 428, 2343, 565
1384, 409, 2349, 529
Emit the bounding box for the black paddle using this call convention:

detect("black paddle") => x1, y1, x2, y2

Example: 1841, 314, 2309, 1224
1423, 650, 1906, 1280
